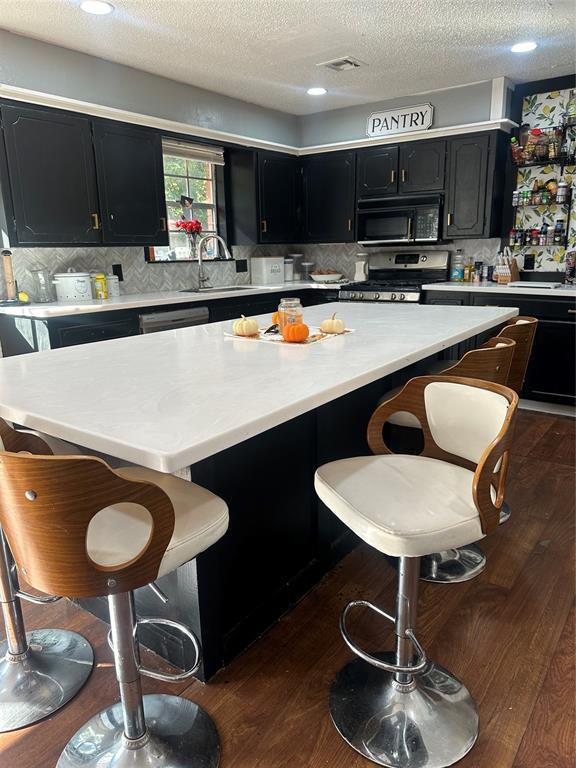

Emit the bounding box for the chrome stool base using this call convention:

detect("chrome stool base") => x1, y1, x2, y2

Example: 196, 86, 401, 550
330, 653, 478, 768
0, 628, 94, 732
419, 544, 486, 584
57, 693, 220, 767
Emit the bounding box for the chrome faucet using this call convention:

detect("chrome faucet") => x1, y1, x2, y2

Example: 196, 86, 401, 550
196, 234, 234, 291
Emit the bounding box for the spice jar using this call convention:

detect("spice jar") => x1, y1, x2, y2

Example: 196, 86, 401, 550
535, 132, 549, 160
556, 180, 569, 204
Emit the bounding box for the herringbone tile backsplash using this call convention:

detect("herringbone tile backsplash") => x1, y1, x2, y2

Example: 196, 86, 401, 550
2, 238, 507, 300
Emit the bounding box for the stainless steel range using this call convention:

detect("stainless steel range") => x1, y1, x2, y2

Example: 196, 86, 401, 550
339, 250, 450, 303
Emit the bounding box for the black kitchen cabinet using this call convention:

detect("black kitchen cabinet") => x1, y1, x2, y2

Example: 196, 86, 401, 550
444, 133, 506, 239
93, 121, 168, 245
357, 145, 399, 197
526, 319, 575, 403
258, 154, 300, 243
399, 141, 446, 194
227, 149, 299, 244
303, 152, 355, 242
0, 104, 100, 246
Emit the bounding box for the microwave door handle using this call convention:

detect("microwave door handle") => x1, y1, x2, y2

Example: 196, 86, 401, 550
358, 239, 412, 246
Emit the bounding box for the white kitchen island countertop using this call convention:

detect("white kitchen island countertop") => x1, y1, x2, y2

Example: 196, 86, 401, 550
0, 302, 517, 472
422, 281, 576, 298
0, 282, 341, 319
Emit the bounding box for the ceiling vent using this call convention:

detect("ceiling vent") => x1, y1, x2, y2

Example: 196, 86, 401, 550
317, 56, 366, 72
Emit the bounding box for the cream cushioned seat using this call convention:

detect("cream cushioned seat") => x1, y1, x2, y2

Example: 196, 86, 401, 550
86, 465, 229, 577
315, 454, 484, 558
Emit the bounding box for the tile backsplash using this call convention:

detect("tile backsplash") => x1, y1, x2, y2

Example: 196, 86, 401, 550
1, 239, 505, 299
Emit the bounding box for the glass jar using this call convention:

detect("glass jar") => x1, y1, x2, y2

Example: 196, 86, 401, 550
29, 267, 53, 303
277, 297, 303, 331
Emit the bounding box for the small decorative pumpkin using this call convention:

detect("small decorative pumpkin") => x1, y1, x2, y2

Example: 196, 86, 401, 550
282, 322, 310, 343
232, 315, 259, 337
320, 313, 346, 334
271, 311, 280, 324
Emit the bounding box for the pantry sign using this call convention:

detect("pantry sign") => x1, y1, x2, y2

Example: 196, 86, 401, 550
367, 103, 434, 138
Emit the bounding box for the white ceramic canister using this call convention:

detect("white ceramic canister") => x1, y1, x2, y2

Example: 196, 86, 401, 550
53, 272, 93, 302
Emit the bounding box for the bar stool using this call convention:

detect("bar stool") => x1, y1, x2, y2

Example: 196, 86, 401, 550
0, 419, 94, 733
0, 451, 229, 767
416, 318, 537, 578
315, 375, 518, 768
377, 338, 515, 582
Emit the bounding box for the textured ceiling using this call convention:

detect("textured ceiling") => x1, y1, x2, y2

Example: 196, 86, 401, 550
0, 0, 574, 115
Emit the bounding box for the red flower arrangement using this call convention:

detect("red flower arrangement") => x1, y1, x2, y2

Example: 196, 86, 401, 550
175, 219, 203, 235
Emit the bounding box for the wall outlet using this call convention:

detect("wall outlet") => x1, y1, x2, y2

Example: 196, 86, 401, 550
111, 263, 124, 281
235, 259, 248, 273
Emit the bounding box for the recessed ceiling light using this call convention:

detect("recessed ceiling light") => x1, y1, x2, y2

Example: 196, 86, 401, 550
80, 0, 114, 15
307, 87, 327, 96
511, 41, 538, 53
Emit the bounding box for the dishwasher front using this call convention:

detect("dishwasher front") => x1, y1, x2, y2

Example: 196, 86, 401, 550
139, 306, 210, 334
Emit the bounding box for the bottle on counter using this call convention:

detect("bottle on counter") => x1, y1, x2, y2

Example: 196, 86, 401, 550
463, 256, 474, 282
473, 262, 483, 283
450, 250, 465, 282
93, 273, 108, 300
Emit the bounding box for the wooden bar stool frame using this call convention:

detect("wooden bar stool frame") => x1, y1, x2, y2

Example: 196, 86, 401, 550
0, 422, 94, 733
0, 450, 221, 767
380, 337, 516, 584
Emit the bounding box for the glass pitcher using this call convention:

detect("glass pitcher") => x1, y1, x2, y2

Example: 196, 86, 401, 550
29, 267, 54, 303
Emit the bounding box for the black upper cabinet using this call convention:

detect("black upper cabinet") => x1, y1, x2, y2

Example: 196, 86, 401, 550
258, 154, 299, 243
399, 141, 446, 193
0, 104, 100, 245
444, 135, 489, 238
357, 146, 399, 197
227, 149, 299, 245
303, 152, 355, 242
92, 122, 168, 245
443, 132, 507, 240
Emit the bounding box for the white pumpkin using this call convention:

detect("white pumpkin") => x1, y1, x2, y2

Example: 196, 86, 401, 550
232, 315, 259, 337
320, 313, 345, 334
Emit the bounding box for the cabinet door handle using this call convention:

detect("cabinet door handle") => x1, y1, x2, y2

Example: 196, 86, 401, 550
261, 219, 268, 234
390, 169, 396, 183
91, 213, 100, 230
569, 309, 576, 314
407, 218, 412, 240
447, 213, 453, 226
160, 217, 167, 231
347, 218, 352, 232
401, 169, 407, 183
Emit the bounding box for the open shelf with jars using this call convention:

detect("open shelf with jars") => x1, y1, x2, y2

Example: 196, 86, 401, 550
510, 122, 576, 167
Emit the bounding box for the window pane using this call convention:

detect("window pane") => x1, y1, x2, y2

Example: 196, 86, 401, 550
165, 176, 187, 202
195, 207, 216, 232
167, 204, 183, 228
187, 160, 211, 178
188, 178, 213, 204
163, 155, 186, 175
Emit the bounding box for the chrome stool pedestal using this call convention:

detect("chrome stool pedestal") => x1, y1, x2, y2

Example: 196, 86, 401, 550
418, 502, 510, 584
57, 591, 220, 768
0, 530, 94, 733
330, 557, 478, 768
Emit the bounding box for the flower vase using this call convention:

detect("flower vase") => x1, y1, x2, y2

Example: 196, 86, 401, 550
187, 235, 197, 261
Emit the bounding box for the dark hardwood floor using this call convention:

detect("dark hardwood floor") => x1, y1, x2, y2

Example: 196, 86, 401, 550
1, 411, 574, 768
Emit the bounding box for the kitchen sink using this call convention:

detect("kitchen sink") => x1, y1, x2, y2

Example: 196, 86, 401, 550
181, 286, 255, 293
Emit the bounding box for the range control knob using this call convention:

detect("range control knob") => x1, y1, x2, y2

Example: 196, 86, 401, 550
391, 293, 397, 301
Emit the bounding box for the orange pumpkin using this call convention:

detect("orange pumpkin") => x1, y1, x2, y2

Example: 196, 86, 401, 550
271, 311, 280, 324
282, 322, 309, 343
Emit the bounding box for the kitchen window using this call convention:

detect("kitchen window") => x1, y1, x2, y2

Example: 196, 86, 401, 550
153, 139, 225, 261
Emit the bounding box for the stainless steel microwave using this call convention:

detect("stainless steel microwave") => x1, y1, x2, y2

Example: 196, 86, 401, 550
356, 194, 442, 246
